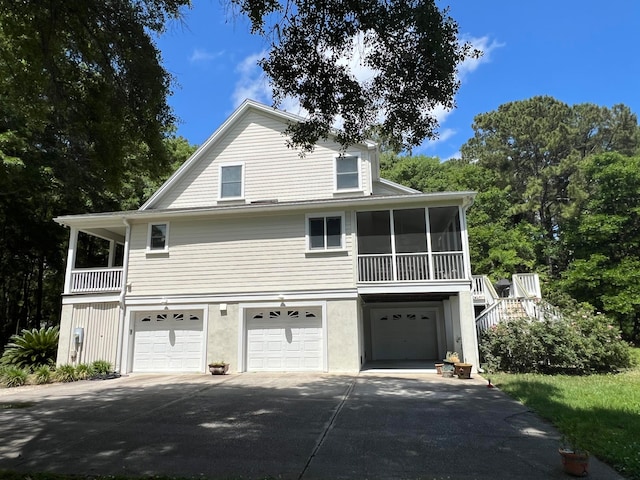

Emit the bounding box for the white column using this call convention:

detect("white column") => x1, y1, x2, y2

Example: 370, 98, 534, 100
458, 290, 481, 371
460, 205, 473, 279
107, 240, 116, 268
63, 227, 78, 294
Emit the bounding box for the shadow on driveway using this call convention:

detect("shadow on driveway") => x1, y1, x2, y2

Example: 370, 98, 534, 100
0, 373, 625, 479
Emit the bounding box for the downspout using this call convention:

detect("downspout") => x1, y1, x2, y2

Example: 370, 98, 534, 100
115, 217, 132, 373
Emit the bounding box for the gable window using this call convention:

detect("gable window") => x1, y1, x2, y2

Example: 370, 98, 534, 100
335, 156, 360, 190
219, 163, 244, 199
147, 223, 169, 253
306, 214, 345, 251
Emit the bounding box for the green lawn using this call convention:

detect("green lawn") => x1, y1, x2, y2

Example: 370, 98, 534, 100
489, 348, 640, 479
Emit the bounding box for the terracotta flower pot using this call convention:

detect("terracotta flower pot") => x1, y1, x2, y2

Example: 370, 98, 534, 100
559, 448, 589, 477
435, 363, 444, 375
455, 363, 473, 379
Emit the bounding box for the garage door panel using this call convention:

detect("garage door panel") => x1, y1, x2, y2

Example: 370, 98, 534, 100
133, 310, 204, 373
246, 308, 323, 372
371, 308, 438, 361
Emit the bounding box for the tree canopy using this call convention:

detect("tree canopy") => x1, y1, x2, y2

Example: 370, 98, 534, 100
382, 96, 640, 342
234, 0, 477, 152
0, 0, 193, 349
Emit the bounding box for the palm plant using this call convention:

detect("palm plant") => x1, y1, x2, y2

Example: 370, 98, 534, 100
1, 326, 60, 369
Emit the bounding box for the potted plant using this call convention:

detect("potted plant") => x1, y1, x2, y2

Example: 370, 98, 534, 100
559, 435, 589, 477
455, 363, 473, 379
442, 351, 459, 377
208, 361, 229, 375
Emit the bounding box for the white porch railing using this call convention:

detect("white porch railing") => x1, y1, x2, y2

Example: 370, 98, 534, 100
358, 252, 465, 283
472, 275, 499, 306
475, 298, 530, 332
70, 267, 123, 293
513, 273, 541, 298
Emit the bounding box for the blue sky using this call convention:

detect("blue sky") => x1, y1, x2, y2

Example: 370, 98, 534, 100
156, 0, 640, 159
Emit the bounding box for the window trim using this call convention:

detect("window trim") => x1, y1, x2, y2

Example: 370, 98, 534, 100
305, 213, 346, 252
146, 222, 170, 254
218, 162, 245, 200
333, 155, 362, 192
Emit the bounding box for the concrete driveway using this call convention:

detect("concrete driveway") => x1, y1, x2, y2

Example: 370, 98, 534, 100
0, 373, 623, 479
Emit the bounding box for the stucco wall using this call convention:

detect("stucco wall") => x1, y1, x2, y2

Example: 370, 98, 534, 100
327, 299, 361, 372
207, 303, 240, 373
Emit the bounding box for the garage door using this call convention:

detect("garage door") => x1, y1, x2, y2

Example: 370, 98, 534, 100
133, 311, 204, 373
371, 308, 438, 360
246, 308, 323, 371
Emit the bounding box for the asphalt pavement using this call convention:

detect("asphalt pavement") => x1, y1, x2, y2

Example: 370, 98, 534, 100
0, 372, 624, 479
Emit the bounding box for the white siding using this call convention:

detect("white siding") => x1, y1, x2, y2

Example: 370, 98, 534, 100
154, 110, 372, 209
127, 212, 356, 296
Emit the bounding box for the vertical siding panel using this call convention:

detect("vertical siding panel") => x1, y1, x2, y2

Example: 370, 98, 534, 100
70, 303, 119, 367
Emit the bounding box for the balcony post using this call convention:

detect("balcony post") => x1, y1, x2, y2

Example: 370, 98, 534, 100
107, 239, 116, 268
63, 227, 78, 294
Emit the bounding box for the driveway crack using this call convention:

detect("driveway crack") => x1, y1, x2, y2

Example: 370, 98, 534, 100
298, 376, 357, 480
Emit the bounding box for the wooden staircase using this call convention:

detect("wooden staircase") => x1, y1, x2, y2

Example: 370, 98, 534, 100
473, 274, 562, 334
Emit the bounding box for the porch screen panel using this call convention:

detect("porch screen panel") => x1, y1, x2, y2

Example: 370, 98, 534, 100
393, 208, 428, 281
393, 209, 427, 253
357, 211, 392, 282
356, 211, 391, 254
429, 207, 462, 252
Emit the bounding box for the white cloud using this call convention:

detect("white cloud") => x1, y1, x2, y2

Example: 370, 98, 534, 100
458, 36, 505, 80
188, 48, 223, 64
231, 51, 271, 107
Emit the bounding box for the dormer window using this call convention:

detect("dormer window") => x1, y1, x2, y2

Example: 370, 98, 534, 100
335, 155, 360, 191
219, 163, 244, 199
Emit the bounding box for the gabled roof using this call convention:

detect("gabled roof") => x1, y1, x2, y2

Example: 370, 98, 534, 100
141, 99, 377, 210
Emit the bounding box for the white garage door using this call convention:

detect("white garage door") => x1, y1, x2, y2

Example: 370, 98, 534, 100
133, 311, 204, 373
371, 308, 438, 360
246, 308, 323, 371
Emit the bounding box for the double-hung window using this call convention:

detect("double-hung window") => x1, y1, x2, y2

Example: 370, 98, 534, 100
335, 156, 360, 190
147, 223, 169, 253
219, 163, 244, 199
306, 214, 345, 251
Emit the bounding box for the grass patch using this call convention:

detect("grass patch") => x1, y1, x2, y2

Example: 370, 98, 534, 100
489, 347, 640, 479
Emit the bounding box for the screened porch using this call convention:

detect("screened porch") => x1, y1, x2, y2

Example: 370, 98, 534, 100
356, 206, 469, 283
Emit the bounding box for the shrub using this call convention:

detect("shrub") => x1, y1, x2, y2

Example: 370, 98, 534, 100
32, 365, 53, 385
91, 360, 112, 375
480, 305, 632, 374
74, 363, 95, 380
0, 326, 59, 369
54, 364, 77, 382
1, 365, 29, 387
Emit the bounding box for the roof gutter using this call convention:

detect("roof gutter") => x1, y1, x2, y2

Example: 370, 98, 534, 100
55, 191, 478, 228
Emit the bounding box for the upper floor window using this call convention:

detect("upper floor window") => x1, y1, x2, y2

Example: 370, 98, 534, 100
306, 214, 345, 251
147, 223, 169, 253
219, 163, 244, 199
335, 156, 360, 191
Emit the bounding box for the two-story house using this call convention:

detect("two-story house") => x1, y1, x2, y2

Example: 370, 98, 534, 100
54, 100, 479, 374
